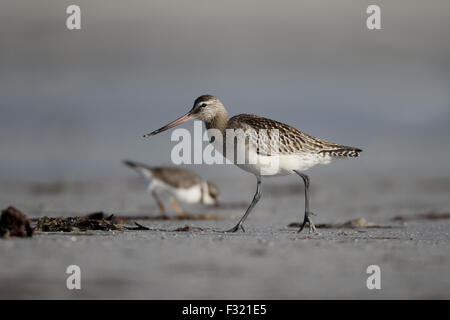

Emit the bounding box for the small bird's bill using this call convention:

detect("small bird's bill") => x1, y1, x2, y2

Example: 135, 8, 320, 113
122, 160, 136, 168
143, 111, 196, 138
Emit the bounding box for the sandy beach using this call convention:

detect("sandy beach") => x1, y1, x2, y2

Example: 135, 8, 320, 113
1, 173, 449, 299
1, 0, 450, 300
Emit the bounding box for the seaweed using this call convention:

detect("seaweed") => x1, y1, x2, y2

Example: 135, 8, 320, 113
0, 206, 33, 238
36, 215, 126, 232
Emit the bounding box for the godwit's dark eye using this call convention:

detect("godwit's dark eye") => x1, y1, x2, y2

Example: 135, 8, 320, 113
200, 103, 207, 108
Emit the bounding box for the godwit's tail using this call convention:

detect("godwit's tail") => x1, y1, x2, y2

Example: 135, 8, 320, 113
318, 146, 362, 158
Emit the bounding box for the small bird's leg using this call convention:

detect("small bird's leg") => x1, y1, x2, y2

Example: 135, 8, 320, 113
170, 198, 187, 217
224, 176, 262, 233
152, 191, 167, 216
294, 171, 316, 233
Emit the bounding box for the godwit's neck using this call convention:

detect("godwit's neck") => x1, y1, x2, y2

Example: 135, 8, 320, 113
205, 109, 228, 133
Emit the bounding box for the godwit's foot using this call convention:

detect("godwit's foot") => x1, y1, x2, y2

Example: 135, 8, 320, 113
298, 212, 317, 233
222, 224, 245, 233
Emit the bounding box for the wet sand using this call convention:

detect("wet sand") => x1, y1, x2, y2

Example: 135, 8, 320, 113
1, 173, 450, 299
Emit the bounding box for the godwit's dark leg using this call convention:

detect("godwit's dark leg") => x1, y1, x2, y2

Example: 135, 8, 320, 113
294, 171, 316, 233
224, 176, 262, 233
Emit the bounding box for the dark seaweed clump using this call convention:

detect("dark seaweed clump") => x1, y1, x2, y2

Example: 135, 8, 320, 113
0, 206, 33, 238
36, 215, 125, 232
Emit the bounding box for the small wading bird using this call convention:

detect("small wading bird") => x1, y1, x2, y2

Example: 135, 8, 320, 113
143, 95, 361, 232
123, 160, 220, 217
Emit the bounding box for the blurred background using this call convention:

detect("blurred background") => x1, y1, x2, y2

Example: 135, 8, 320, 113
1, 0, 450, 300
1, 0, 449, 181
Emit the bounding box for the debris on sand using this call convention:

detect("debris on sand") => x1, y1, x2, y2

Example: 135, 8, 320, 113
86, 211, 114, 220
288, 218, 382, 229
174, 225, 204, 232
111, 213, 221, 222
287, 221, 304, 228
28, 210, 218, 234
36, 217, 72, 232
392, 211, 450, 222
0, 206, 33, 238
124, 222, 150, 231
36, 216, 126, 232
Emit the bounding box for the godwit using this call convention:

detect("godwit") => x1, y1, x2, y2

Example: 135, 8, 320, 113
143, 95, 362, 232
123, 160, 220, 216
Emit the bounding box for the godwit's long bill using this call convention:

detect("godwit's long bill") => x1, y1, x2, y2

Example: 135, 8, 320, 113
143, 95, 362, 233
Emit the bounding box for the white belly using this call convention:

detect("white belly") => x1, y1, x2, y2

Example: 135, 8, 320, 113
236, 152, 333, 177
149, 179, 202, 203
208, 128, 334, 177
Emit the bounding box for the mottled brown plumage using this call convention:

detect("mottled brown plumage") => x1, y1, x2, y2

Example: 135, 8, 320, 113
123, 160, 220, 215
123, 160, 201, 189
146, 166, 202, 189
227, 113, 361, 157
143, 94, 362, 233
